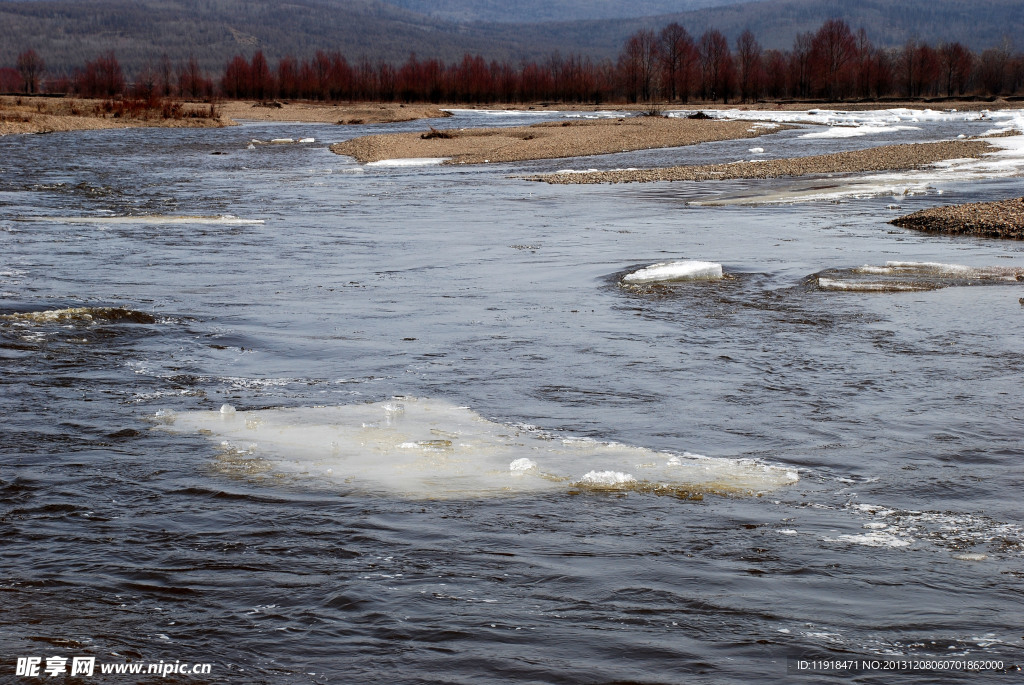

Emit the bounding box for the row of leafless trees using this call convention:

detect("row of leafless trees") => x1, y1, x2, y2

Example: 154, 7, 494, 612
4, 20, 1024, 103
0, 51, 215, 99
618, 20, 1022, 103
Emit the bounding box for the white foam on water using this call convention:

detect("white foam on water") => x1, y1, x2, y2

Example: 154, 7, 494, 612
21, 214, 264, 225
365, 158, 449, 167
161, 397, 798, 499
622, 260, 723, 284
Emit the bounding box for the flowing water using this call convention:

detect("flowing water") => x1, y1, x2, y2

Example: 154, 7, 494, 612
1, 109, 1023, 683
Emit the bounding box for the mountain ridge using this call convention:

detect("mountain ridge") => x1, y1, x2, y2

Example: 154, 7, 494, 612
1, 0, 1020, 76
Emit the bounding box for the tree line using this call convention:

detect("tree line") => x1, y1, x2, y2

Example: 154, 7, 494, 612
4, 19, 1024, 103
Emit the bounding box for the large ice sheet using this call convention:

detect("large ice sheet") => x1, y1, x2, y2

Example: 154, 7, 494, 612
162, 397, 798, 499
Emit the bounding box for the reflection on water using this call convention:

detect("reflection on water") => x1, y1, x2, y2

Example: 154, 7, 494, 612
1, 111, 1023, 683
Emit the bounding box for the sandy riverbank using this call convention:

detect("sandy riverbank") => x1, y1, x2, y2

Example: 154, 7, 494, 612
0, 96, 226, 135
5, 97, 1021, 136
528, 139, 995, 184
891, 197, 1024, 239
330, 116, 788, 164
218, 100, 451, 124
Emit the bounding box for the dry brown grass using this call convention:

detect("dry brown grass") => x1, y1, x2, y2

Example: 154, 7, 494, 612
0, 96, 227, 135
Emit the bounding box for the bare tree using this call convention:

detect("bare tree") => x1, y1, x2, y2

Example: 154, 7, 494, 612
699, 29, 733, 103
790, 32, 813, 98
158, 53, 174, 97
735, 29, 762, 102
17, 49, 45, 94
938, 42, 973, 97
619, 29, 659, 102
810, 18, 856, 99
659, 22, 697, 103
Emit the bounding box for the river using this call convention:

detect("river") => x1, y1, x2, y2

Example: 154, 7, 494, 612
1, 108, 1022, 683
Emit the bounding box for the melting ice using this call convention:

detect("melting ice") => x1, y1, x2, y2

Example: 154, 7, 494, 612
162, 397, 797, 499
815, 261, 1024, 293
622, 260, 723, 284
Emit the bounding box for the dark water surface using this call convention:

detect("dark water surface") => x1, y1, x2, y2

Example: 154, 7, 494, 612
2, 112, 1023, 683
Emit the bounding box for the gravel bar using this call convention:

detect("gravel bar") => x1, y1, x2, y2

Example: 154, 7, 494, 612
529, 139, 994, 184
330, 117, 787, 164
891, 197, 1024, 239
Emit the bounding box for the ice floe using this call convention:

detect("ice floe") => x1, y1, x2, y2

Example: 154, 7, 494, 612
815, 261, 1024, 293
622, 260, 724, 284
160, 397, 798, 499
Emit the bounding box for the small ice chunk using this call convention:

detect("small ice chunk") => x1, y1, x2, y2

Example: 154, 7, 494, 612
952, 553, 987, 561
623, 260, 723, 284
509, 458, 537, 472
220, 404, 236, 414
580, 470, 636, 485
829, 532, 911, 548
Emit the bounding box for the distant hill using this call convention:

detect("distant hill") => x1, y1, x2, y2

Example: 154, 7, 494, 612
0, 0, 537, 74
650, 0, 1024, 51
1, 0, 1020, 78
383, 0, 752, 23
